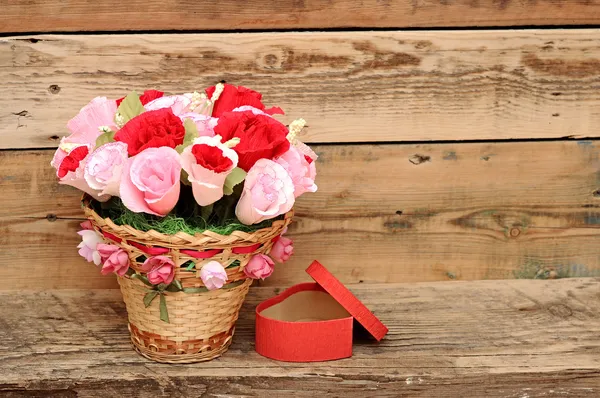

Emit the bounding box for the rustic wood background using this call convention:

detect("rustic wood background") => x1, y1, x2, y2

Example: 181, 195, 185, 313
1, 2, 600, 290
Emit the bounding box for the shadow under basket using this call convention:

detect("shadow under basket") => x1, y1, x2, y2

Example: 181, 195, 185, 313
82, 195, 293, 364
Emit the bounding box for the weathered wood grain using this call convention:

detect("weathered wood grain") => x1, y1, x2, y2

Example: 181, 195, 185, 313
1, 279, 599, 396
2, 30, 600, 148
2, 141, 600, 289
1, 0, 600, 33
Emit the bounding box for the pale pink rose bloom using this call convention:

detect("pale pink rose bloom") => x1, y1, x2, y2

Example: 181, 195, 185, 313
179, 112, 217, 137
180, 136, 238, 206
270, 236, 294, 263
235, 159, 295, 225
276, 146, 317, 198
77, 229, 103, 265
144, 95, 193, 115
120, 147, 181, 216
97, 244, 130, 276
140, 256, 175, 285
84, 142, 128, 197
200, 261, 228, 290
51, 144, 111, 202
66, 97, 118, 146
244, 254, 275, 280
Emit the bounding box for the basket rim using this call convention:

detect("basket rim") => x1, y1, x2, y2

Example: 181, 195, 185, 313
82, 194, 293, 248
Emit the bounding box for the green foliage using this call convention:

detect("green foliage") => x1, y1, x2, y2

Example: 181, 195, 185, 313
175, 119, 199, 153
95, 197, 275, 236
95, 129, 115, 148
116, 91, 145, 124
223, 167, 247, 195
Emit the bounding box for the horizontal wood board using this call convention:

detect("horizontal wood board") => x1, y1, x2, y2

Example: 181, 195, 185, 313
2, 141, 600, 289
1, 0, 600, 33
3, 30, 600, 148
1, 279, 599, 396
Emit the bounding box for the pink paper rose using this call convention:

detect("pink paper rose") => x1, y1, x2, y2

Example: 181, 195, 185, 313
244, 254, 274, 280
84, 142, 128, 197
77, 229, 103, 265
276, 145, 317, 198
66, 97, 118, 146
180, 136, 238, 206
270, 236, 294, 263
200, 261, 228, 290
120, 146, 181, 216
97, 244, 130, 276
235, 159, 295, 225
141, 256, 175, 285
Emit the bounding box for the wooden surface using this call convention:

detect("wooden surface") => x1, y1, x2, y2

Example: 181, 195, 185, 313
2, 140, 600, 289
1, 279, 599, 396
2, 0, 600, 33
3, 29, 600, 148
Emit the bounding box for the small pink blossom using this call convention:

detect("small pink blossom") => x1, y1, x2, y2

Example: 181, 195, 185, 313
276, 145, 317, 198
77, 229, 103, 265
97, 244, 130, 276
141, 256, 175, 285
80, 220, 93, 230
270, 236, 294, 263
84, 142, 128, 197
235, 159, 295, 225
244, 254, 274, 280
120, 147, 181, 216
180, 136, 238, 206
66, 97, 118, 147
200, 261, 228, 290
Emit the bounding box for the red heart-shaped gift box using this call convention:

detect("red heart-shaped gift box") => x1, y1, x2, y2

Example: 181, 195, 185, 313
255, 261, 388, 362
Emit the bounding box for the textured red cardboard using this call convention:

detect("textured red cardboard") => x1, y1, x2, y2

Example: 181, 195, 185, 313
255, 261, 388, 362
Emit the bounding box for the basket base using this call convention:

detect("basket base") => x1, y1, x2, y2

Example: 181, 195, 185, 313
129, 324, 236, 364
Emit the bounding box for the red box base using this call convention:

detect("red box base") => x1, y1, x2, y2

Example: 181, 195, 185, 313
255, 282, 354, 362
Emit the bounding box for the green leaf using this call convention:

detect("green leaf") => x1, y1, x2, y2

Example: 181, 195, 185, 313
185, 261, 196, 271
174, 279, 183, 291
116, 91, 144, 124
159, 294, 170, 323
143, 291, 159, 308
131, 273, 153, 287
95, 130, 115, 148
175, 119, 198, 153
180, 169, 192, 186
201, 204, 214, 220
223, 167, 246, 195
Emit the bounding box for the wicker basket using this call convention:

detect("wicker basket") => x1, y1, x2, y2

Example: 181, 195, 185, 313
82, 196, 293, 364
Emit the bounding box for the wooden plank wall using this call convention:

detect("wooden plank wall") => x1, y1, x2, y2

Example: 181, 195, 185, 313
1, 3, 600, 290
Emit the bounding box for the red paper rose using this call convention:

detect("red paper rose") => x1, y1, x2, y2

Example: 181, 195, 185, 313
206, 84, 283, 117
57, 145, 89, 178
213, 110, 290, 171
192, 143, 234, 173
116, 89, 164, 106
114, 108, 185, 156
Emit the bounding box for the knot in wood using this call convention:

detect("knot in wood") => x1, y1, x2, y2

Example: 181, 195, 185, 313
509, 227, 521, 237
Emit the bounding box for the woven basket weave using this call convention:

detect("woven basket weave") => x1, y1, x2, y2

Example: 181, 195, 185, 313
82, 196, 293, 363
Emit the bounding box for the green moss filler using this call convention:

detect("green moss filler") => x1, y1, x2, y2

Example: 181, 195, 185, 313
96, 199, 278, 236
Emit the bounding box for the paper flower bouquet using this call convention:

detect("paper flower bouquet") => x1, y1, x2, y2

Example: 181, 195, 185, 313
51, 84, 317, 363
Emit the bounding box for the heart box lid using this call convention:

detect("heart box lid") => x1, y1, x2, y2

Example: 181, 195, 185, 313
306, 261, 388, 341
